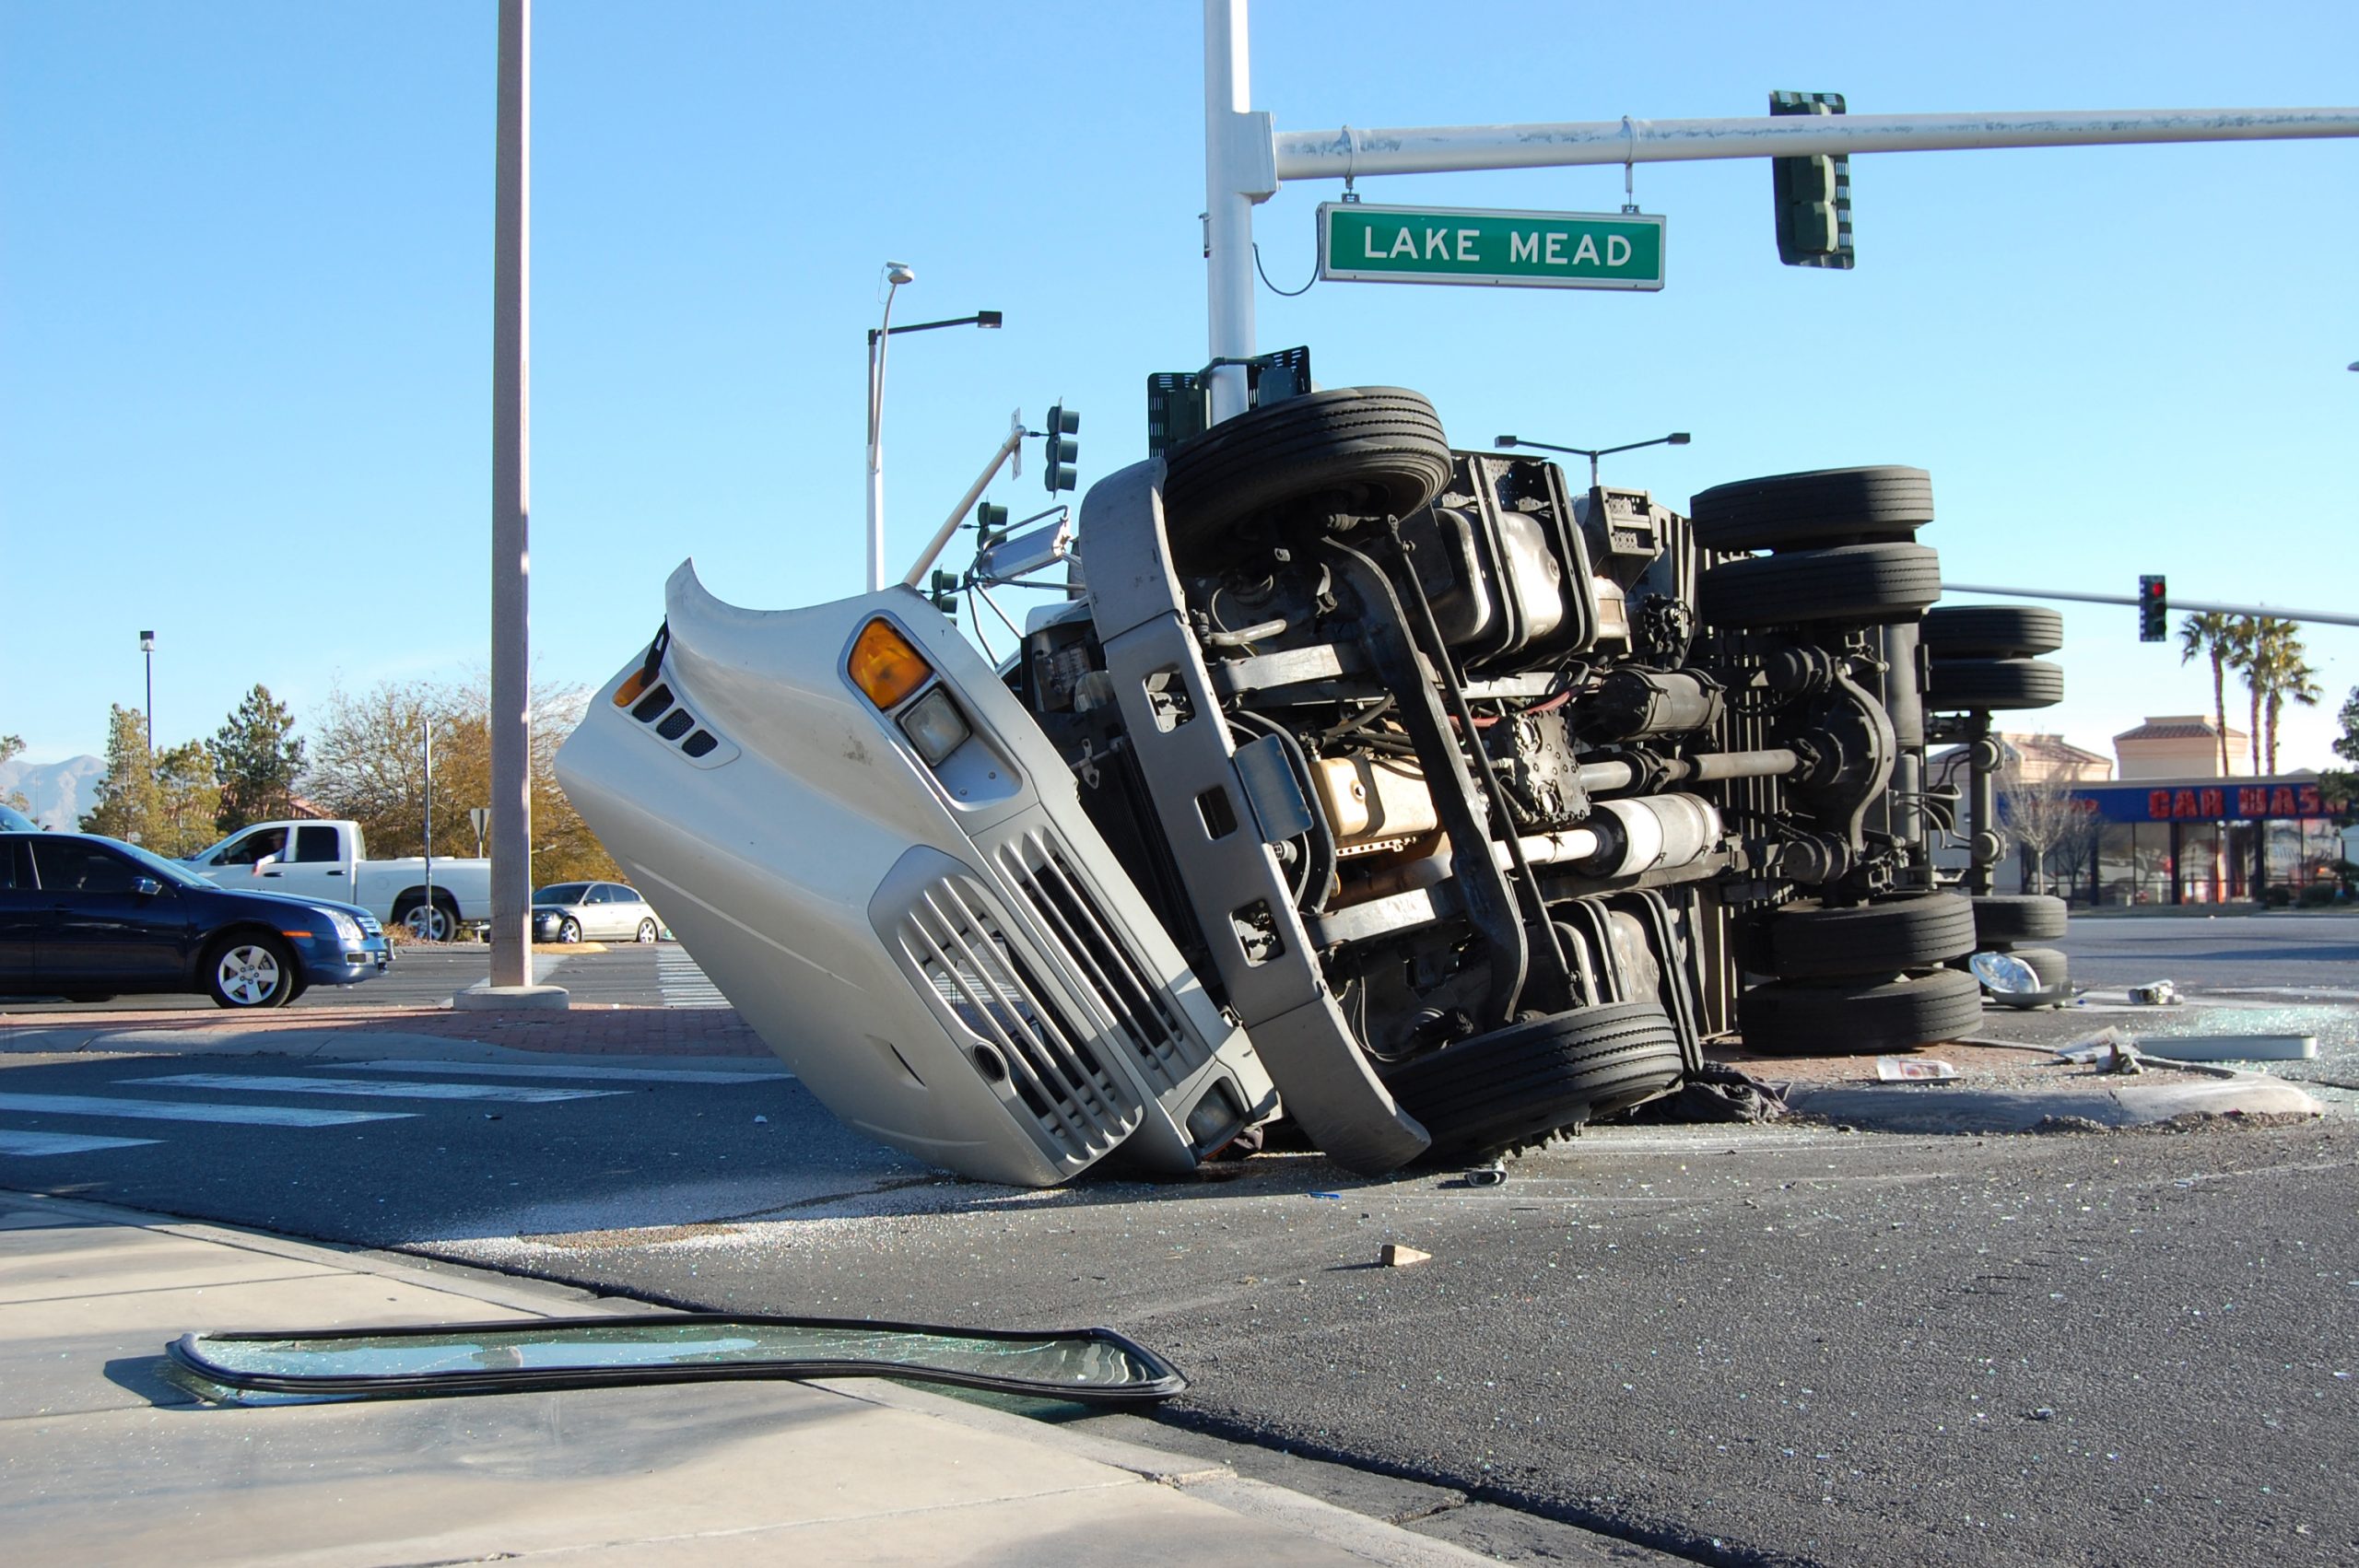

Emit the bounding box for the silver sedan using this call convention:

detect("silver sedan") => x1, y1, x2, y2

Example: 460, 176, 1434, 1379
531, 881, 665, 944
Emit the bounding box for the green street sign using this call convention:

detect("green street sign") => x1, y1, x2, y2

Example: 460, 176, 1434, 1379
1318, 203, 1666, 291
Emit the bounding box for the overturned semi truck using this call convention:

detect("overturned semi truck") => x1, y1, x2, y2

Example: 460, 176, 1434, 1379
555, 387, 2067, 1187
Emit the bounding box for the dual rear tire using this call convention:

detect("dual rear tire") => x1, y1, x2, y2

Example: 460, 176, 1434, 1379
1740, 892, 1983, 1055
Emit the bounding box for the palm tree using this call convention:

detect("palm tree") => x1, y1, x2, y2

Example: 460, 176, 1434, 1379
2226, 615, 2266, 774
2177, 612, 2241, 775
2250, 619, 2321, 775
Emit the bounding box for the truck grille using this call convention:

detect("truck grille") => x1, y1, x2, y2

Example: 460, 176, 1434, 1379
897, 873, 1139, 1162
992, 829, 1203, 1095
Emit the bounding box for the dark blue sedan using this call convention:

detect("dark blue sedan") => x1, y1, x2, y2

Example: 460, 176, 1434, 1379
0, 832, 392, 1009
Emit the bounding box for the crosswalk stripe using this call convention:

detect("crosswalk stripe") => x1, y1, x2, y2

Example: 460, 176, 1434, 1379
346, 1059, 792, 1084
0, 1093, 413, 1129
657, 949, 730, 1010
0, 1129, 162, 1157
129, 1074, 625, 1105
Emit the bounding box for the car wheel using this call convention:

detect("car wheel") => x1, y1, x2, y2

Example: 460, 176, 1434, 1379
1383, 1000, 1685, 1159
559, 917, 582, 944
1688, 464, 1933, 552
399, 902, 455, 942
1696, 543, 1943, 630
1159, 386, 1454, 554
1766, 891, 1978, 981
1971, 894, 2070, 944
1924, 656, 2064, 711
1920, 604, 2064, 660
636, 919, 658, 943
206, 936, 297, 1010
1738, 968, 1983, 1056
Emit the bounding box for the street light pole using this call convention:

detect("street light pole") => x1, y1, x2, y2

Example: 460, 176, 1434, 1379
1495, 431, 1691, 487
865, 262, 914, 592
864, 277, 1003, 593
138, 631, 155, 755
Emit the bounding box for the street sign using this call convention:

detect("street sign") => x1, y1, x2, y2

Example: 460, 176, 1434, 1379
1318, 203, 1665, 291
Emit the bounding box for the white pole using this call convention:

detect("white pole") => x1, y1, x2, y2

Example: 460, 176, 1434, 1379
488, 0, 533, 988
1203, 0, 1257, 424
865, 333, 885, 592
901, 423, 1027, 590
866, 274, 907, 593
1272, 107, 2359, 181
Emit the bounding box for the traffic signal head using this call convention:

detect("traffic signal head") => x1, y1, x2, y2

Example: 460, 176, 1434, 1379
1042, 404, 1080, 493
929, 568, 960, 618
975, 503, 1009, 549
2139, 575, 2167, 641
1770, 91, 1854, 270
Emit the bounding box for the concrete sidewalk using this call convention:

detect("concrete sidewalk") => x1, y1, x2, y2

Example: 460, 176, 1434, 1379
0, 1188, 1503, 1567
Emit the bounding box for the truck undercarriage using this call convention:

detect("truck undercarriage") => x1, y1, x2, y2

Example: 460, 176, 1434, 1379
557, 384, 2066, 1187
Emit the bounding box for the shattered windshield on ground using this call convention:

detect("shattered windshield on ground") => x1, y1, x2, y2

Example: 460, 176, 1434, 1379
168, 1313, 1184, 1406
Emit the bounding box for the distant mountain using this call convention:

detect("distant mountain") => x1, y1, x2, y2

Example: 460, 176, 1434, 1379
0, 754, 104, 830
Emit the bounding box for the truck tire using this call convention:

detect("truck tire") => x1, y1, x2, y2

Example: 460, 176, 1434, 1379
1384, 1000, 1684, 1158
1738, 968, 1982, 1056
1766, 891, 1977, 981
1971, 894, 2069, 943
205, 934, 299, 1010
1697, 543, 1942, 630
1160, 387, 1454, 551
1921, 604, 2064, 659
1688, 465, 1933, 552
1924, 657, 2064, 711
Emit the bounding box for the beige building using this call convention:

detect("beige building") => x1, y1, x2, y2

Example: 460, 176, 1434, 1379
2112, 716, 2252, 780
1929, 731, 2113, 791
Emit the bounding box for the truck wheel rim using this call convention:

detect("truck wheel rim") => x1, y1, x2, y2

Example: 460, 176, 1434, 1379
219, 945, 281, 1005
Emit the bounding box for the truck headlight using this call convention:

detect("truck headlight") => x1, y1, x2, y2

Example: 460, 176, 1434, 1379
327, 910, 365, 946
897, 686, 972, 766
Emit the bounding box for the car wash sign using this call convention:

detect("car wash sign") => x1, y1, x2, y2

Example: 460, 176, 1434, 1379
1318, 203, 1666, 291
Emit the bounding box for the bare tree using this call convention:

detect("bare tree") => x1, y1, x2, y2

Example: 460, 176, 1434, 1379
2001, 760, 2099, 896
304, 677, 620, 887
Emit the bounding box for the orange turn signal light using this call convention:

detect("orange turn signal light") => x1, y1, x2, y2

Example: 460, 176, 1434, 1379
613, 667, 651, 707
848, 618, 932, 709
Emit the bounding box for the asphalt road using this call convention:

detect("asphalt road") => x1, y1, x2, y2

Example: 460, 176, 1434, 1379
1, 915, 2352, 1566
2058, 913, 2359, 997
0, 942, 694, 1013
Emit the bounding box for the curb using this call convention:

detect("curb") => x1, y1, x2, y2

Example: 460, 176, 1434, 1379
1787, 1075, 2324, 1134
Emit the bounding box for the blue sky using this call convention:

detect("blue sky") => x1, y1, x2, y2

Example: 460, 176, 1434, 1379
5, 1, 2354, 774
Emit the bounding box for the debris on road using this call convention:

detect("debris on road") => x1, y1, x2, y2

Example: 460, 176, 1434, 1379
1464, 1163, 1508, 1188
2137, 1034, 2318, 1062
1380, 1244, 1432, 1268
2129, 979, 2183, 1006
1876, 1057, 1959, 1082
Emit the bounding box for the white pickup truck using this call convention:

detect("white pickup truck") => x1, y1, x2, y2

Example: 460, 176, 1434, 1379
183, 819, 491, 941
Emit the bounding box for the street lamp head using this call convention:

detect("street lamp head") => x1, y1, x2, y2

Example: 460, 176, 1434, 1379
884, 261, 916, 287
139, 630, 155, 652
1668, 432, 1691, 445
976, 310, 1003, 329
1493, 435, 1520, 449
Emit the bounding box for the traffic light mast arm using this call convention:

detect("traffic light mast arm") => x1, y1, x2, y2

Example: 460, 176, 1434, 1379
901, 414, 1028, 591
1266, 107, 2359, 181
1942, 581, 2359, 630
